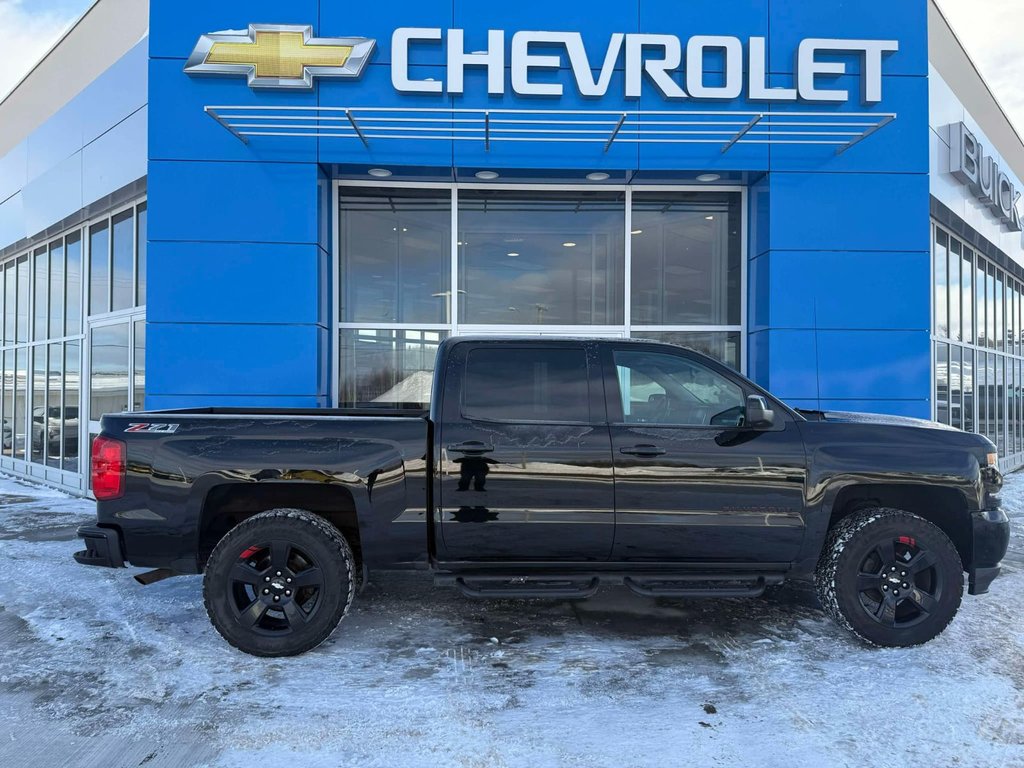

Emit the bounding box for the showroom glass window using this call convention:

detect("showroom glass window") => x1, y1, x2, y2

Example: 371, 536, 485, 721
338, 188, 451, 409
337, 184, 745, 408
933, 222, 1023, 461
457, 190, 624, 326
0, 197, 146, 487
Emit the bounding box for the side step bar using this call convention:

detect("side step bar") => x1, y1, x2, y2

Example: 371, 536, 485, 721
435, 571, 785, 599
437, 574, 601, 599
623, 575, 776, 598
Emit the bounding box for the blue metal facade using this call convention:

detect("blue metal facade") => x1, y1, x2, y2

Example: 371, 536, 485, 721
5, 0, 935, 417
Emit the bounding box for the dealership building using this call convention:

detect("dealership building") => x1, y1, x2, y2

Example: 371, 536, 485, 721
1, 0, 1023, 494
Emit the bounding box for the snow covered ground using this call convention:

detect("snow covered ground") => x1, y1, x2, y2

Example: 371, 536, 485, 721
0, 474, 1022, 768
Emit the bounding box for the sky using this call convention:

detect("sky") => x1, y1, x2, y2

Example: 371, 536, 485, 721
0, 0, 93, 101
0, 0, 1022, 136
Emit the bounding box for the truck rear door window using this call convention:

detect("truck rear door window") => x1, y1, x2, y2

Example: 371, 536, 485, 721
462, 347, 589, 423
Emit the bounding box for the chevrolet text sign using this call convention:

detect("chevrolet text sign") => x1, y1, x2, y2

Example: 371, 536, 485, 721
187, 25, 899, 105
393, 30, 898, 104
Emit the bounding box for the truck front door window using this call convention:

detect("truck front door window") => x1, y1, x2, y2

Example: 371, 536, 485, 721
614, 349, 744, 427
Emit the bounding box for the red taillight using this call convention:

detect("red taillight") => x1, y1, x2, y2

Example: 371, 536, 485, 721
92, 436, 126, 501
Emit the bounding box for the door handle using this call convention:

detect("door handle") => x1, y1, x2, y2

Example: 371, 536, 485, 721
620, 444, 667, 457
446, 441, 495, 454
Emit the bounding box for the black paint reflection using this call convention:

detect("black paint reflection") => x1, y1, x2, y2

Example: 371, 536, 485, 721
455, 456, 495, 492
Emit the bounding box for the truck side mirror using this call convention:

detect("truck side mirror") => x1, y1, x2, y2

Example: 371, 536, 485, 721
745, 395, 775, 429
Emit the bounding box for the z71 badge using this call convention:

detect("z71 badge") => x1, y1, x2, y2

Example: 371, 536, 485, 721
125, 423, 180, 434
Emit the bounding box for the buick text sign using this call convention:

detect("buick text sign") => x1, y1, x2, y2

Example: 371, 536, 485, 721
950, 122, 1023, 234
393, 30, 898, 104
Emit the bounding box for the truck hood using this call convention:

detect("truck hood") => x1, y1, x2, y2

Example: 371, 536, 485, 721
795, 409, 961, 432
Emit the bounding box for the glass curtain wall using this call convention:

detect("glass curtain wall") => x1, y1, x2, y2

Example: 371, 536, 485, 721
337, 185, 744, 408
933, 221, 1023, 465
0, 198, 146, 485
86, 202, 148, 472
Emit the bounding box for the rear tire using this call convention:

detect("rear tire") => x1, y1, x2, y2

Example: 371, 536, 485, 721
815, 508, 963, 647
203, 508, 355, 657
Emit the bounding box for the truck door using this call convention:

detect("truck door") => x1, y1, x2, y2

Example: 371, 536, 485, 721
436, 340, 614, 562
603, 343, 807, 563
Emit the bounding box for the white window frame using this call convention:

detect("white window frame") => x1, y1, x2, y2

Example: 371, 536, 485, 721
332, 180, 748, 406
0, 196, 147, 493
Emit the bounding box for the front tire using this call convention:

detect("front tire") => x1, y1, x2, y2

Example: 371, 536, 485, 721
815, 508, 963, 647
203, 509, 355, 657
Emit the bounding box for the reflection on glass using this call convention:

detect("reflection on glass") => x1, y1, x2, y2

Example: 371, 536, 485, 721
632, 192, 741, 326
136, 204, 147, 306
33, 247, 47, 342
3, 263, 13, 345
112, 209, 134, 312
996, 355, 1005, 453
463, 347, 590, 423
66, 232, 82, 335
1, 351, 10, 457
46, 344, 62, 468
934, 230, 948, 339
339, 329, 447, 408
458, 190, 624, 325
340, 189, 451, 324
935, 342, 949, 425
14, 347, 25, 459
987, 264, 996, 351
49, 240, 64, 339
959, 244, 972, 344
963, 350, 974, 433
16, 256, 29, 343
133, 320, 145, 410
987, 353, 996, 442
977, 350, 988, 438
635, 330, 741, 370
90, 222, 109, 316
90, 323, 129, 418
949, 239, 961, 343
950, 345, 962, 430
31, 347, 45, 461
1011, 360, 1019, 454
975, 258, 985, 347
996, 272, 1005, 353
63, 341, 80, 472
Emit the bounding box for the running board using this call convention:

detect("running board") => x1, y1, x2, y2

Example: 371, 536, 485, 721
623, 574, 780, 598
435, 571, 785, 599
436, 574, 601, 599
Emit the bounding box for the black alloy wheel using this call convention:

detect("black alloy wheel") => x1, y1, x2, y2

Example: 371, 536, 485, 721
816, 508, 963, 647
228, 539, 326, 635
854, 536, 941, 630
204, 509, 355, 657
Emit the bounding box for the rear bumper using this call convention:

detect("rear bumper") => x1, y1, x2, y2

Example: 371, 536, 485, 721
968, 508, 1010, 595
73, 525, 125, 568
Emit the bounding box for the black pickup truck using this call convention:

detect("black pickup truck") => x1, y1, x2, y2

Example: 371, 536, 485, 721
75, 337, 1010, 657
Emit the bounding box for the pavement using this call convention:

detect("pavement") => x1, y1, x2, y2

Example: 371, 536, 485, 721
0, 473, 1022, 768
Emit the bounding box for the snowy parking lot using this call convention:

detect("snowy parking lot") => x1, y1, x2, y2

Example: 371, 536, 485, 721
0, 474, 1022, 768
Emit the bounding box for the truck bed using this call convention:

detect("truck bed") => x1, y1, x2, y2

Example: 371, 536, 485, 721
94, 409, 433, 573
146, 406, 430, 418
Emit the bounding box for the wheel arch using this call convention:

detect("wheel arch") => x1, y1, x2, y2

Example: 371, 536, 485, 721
825, 483, 973, 571
195, 481, 367, 572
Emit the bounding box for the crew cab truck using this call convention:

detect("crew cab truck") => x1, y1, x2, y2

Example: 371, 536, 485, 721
75, 337, 1010, 657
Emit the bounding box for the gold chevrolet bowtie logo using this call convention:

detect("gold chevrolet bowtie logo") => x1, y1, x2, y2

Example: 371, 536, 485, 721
184, 25, 375, 89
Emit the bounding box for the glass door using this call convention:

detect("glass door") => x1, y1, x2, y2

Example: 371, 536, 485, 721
86, 314, 146, 442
